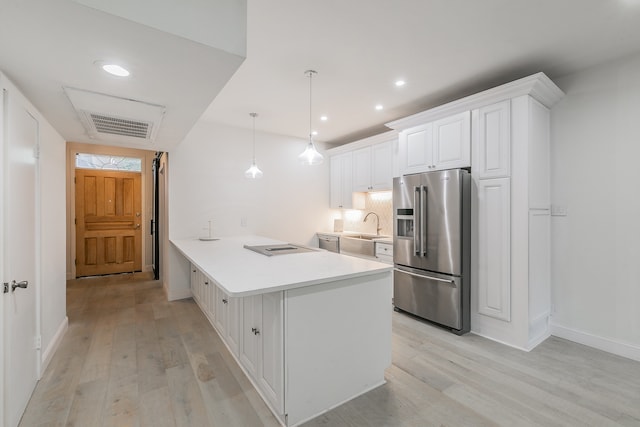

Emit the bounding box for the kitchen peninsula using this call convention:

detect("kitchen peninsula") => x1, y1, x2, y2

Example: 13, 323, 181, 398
171, 236, 393, 426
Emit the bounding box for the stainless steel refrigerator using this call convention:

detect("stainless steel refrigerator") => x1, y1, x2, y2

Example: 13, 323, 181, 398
393, 169, 471, 334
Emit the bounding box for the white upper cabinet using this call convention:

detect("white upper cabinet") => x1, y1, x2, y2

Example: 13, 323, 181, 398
399, 123, 433, 175
352, 141, 393, 192
330, 152, 354, 209
432, 111, 471, 169
473, 100, 511, 179
398, 111, 470, 175
352, 147, 371, 192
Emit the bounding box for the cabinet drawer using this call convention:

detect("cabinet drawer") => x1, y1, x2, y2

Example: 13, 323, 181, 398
375, 242, 393, 258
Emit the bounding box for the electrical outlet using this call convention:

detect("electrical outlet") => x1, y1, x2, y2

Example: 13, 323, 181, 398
241, 217, 247, 227
551, 205, 568, 216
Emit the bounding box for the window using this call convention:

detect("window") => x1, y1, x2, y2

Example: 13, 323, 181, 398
75, 153, 142, 172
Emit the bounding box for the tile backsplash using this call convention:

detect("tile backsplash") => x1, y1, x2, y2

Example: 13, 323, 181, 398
337, 191, 393, 236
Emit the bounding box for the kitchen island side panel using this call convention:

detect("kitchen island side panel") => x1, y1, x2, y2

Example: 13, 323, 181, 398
284, 271, 392, 426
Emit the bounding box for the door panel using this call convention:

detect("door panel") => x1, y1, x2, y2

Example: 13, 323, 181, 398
75, 169, 142, 277
423, 169, 464, 275
4, 93, 39, 427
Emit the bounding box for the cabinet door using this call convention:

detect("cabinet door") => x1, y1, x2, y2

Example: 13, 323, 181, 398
432, 110, 471, 170
371, 141, 393, 190
330, 155, 342, 208
226, 296, 241, 356
399, 123, 433, 175
329, 153, 354, 209
190, 264, 198, 297
477, 178, 511, 321
352, 147, 372, 192
473, 100, 510, 179
239, 295, 261, 379
215, 286, 228, 334
258, 292, 284, 413
202, 274, 213, 317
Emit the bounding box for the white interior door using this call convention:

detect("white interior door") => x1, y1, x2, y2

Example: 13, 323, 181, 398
3, 91, 39, 427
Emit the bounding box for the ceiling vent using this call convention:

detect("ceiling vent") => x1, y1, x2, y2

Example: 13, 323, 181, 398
64, 87, 165, 143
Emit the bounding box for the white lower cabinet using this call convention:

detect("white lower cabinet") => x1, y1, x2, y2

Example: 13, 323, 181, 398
225, 295, 241, 356
190, 265, 216, 322
475, 177, 511, 321
191, 268, 285, 418
240, 293, 284, 414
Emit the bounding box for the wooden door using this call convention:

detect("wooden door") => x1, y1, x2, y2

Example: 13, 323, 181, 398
75, 169, 142, 277
3, 90, 39, 427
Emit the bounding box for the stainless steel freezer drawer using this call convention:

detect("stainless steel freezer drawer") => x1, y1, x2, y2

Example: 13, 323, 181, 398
393, 267, 462, 331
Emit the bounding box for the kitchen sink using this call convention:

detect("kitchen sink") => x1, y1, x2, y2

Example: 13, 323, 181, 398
340, 234, 390, 257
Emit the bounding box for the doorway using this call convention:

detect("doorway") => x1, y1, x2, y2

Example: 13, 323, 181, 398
67, 143, 156, 279
75, 168, 142, 276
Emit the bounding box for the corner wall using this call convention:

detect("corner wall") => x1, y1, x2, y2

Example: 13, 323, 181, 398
550, 52, 640, 361
166, 121, 332, 298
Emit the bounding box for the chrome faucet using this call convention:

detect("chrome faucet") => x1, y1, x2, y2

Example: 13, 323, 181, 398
363, 212, 382, 235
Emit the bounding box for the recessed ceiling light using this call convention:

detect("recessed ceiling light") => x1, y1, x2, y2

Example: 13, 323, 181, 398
375, 104, 384, 111
320, 115, 328, 121
312, 130, 318, 136
101, 64, 130, 77
395, 80, 406, 87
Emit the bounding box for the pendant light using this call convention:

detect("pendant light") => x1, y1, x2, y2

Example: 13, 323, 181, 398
245, 112, 263, 179
298, 70, 324, 165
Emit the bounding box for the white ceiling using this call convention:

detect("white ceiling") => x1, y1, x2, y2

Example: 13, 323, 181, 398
2, 0, 640, 150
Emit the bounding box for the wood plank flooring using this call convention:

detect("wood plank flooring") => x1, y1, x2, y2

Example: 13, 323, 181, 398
20, 273, 640, 426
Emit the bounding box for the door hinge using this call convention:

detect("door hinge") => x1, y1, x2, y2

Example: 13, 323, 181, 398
33, 145, 40, 159
3, 283, 8, 294
74, 177, 76, 184
34, 336, 42, 350
74, 218, 77, 225
74, 259, 77, 266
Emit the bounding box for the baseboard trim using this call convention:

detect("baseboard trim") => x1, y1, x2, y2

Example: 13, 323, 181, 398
551, 322, 640, 362
40, 316, 68, 377
143, 264, 153, 273
470, 330, 529, 352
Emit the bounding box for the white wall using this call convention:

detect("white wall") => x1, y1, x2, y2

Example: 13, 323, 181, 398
38, 109, 67, 368
166, 121, 332, 298
550, 53, 640, 360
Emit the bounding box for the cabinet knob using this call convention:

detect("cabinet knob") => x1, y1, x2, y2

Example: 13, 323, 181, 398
251, 327, 260, 335
204, 281, 209, 285
192, 270, 196, 273
222, 298, 228, 304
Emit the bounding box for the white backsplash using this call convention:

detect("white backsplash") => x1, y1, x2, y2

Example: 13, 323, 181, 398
336, 191, 393, 236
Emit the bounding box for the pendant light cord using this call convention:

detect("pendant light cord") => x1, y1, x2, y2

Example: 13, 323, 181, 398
250, 112, 257, 162
305, 70, 317, 141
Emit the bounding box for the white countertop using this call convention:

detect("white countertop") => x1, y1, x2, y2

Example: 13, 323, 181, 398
171, 235, 392, 297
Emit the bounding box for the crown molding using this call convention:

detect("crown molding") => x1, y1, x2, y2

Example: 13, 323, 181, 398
386, 72, 564, 132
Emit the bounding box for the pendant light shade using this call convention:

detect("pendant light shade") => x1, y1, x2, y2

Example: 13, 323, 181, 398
245, 112, 263, 179
299, 70, 324, 165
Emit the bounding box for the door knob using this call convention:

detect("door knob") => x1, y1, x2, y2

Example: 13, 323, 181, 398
11, 280, 28, 292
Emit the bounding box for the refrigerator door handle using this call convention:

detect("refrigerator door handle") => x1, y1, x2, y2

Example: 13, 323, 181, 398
421, 185, 427, 256
413, 186, 421, 256
394, 268, 455, 284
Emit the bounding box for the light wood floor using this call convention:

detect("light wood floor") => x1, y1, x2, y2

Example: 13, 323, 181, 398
20, 273, 640, 426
